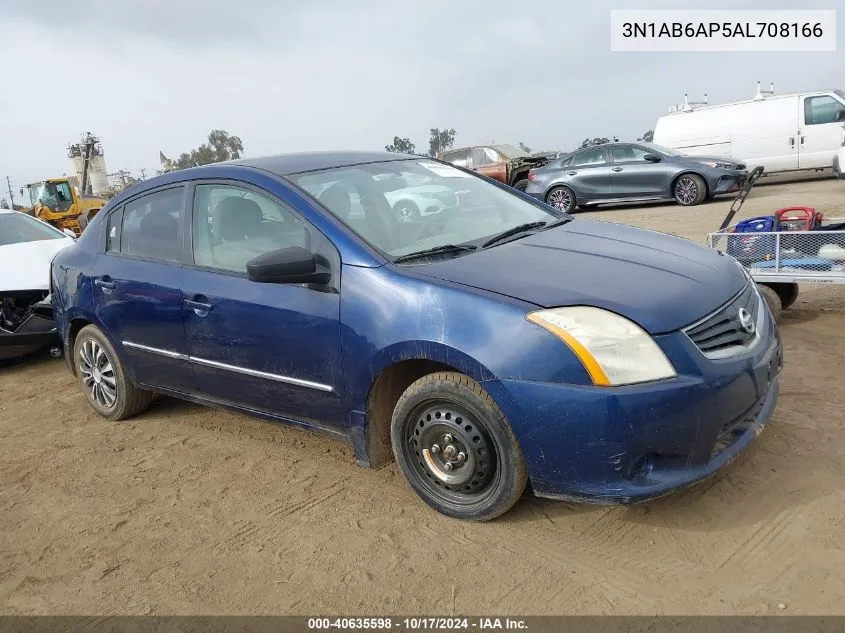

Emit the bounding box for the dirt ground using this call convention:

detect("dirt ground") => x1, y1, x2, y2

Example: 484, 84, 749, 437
2, 177, 845, 616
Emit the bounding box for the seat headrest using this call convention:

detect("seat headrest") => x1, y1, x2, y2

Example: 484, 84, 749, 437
215, 196, 264, 241
139, 211, 178, 240
318, 184, 352, 219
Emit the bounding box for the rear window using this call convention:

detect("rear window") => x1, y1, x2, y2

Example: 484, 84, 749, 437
0, 213, 65, 246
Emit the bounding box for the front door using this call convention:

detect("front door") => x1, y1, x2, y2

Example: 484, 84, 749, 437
799, 94, 845, 169
608, 144, 668, 198
91, 185, 194, 393
180, 181, 345, 432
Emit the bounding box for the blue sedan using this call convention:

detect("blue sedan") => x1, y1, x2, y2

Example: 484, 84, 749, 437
49, 151, 782, 521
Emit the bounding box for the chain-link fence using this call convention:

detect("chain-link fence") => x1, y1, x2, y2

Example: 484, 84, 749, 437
708, 222, 845, 280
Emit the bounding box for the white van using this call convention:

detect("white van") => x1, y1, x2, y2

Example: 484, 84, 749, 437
653, 87, 845, 175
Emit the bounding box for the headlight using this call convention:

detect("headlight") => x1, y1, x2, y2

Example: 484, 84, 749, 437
699, 160, 736, 170
526, 307, 677, 386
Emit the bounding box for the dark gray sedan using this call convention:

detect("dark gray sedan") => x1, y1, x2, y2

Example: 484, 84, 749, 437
524, 142, 748, 212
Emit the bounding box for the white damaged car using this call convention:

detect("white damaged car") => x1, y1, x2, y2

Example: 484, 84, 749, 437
0, 209, 76, 362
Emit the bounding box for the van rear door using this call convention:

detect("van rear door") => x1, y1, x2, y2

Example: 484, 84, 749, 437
799, 93, 845, 169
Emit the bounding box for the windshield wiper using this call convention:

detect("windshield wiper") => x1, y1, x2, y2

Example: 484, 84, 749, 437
393, 244, 478, 263
481, 222, 548, 248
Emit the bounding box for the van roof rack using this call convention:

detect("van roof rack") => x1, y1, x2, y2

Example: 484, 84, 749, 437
753, 81, 775, 100
667, 92, 708, 113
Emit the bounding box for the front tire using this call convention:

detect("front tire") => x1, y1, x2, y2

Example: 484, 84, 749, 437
390, 372, 527, 522
834, 156, 843, 180
673, 173, 707, 206
546, 186, 575, 213
512, 179, 529, 192
758, 284, 783, 323
73, 325, 153, 420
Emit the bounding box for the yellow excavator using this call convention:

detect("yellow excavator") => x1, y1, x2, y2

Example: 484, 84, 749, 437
21, 135, 107, 236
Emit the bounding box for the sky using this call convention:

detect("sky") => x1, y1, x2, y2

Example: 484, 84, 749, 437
0, 0, 842, 200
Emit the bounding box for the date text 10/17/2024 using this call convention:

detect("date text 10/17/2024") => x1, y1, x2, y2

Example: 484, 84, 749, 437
307, 618, 528, 630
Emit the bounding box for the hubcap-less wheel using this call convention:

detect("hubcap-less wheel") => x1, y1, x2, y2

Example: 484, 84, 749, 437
675, 177, 698, 205
79, 339, 117, 409
547, 187, 573, 212
404, 403, 498, 503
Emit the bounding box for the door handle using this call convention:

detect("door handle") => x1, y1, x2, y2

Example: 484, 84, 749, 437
800, 136, 805, 145
184, 298, 213, 314
611, 167, 623, 172
566, 171, 577, 176
94, 278, 116, 290
790, 137, 795, 147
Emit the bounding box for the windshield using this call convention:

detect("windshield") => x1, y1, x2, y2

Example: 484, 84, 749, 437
0, 213, 66, 246
640, 142, 686, 157
492, 144, 529, 159
291, 159, 561, 259
26, 181, 72, 208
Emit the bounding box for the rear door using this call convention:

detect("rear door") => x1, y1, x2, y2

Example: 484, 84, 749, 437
91, 185, 194, 393
799, 94, 845, 169
562, 147, 613, 201
180, 180, 345, 431
468, 147, 507, 183
608, 144, 669, 198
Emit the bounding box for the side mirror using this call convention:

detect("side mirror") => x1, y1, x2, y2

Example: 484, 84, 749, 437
62, 228, 76, 238
246, 246, 331, 285
642, 153, 662, 162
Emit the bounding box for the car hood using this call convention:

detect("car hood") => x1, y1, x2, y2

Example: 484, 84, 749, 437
414, 219, 746, 333
0, 237, 74, 292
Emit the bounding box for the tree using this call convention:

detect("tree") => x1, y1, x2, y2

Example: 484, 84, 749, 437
638, 129, 654, 142
385, 136, 416, 154
428, 128, 456, 157
518, 142, 532, 154
172, 129, 245, 170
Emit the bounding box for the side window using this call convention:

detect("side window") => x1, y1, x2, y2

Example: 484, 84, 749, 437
442, 149, 469, 167
611, 145, 650, 163
804, 96, 845, 125
470, 147, 493, 167
105, 207, 123, 253
192, 183, 310, 274
120, 187, 185, 262
571, 147, 608, 167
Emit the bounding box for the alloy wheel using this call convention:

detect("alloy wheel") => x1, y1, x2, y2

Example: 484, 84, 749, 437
79, 339, 117, 409
675, 177, 698, 205
547, 188, 573, 212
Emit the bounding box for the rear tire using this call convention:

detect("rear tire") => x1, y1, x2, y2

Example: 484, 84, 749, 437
758, 284, 783, 323
73, 325, 153, 421
512, 179, 529, 192
771, 282, 799, 309
390, 371, 527, 522
673, 173, 707, 206
545, 186, 576, 213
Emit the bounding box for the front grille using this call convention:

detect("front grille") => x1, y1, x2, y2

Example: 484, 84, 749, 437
685, 282, 760, 357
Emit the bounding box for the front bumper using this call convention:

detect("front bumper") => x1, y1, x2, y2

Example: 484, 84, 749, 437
0, 294, 59, 361
0, 313, 59, 360
481, 312, 782, 503
708, 169, 748, 195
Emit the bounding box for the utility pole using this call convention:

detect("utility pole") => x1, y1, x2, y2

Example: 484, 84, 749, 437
6, 176, 15, 208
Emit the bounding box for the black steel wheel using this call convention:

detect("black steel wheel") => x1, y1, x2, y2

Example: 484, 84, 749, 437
673, 173, 707, 206
391, 372, 527, 521
546, 186, 575, 213
73, 325, 153, 420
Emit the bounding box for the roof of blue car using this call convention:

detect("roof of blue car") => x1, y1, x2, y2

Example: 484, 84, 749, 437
229, 150, 416, 175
